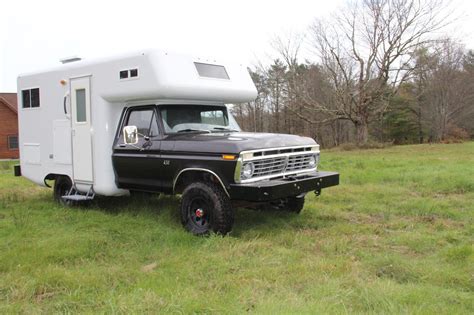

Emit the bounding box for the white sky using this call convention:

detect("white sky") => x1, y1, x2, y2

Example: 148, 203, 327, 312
1, 0, 473, 92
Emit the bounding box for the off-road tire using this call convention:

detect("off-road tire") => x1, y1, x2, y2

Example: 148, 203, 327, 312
285, 195, 305, 213
261, 195, 306, 214
53, 176, 75, 207
180, 181, 234, 235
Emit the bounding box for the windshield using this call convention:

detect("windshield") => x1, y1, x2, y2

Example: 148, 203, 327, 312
159, 105, 241, 134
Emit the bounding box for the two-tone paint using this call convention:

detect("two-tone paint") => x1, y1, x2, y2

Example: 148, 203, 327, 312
111, 104, 339, 200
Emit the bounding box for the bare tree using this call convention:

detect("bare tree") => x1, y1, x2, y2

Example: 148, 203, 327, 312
266, 60, 287, 133
271, 33, 304, 134
308, 0, 452, 144
424, 39, 474, 141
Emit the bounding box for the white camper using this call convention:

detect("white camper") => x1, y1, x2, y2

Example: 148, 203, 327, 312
17, 50, 257, 198
17, 49, 339, 235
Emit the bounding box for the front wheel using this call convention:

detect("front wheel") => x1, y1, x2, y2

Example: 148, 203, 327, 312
180, 182, 234, 235
285, 195, 305, 213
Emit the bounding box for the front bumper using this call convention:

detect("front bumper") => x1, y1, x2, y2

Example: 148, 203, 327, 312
228, 171, 339, 202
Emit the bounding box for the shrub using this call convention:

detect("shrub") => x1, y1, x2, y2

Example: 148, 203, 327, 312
338, 141, 393, 151
443, 124, 470, 143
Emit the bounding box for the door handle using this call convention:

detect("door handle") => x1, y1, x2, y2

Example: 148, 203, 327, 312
63, 96, 67, 115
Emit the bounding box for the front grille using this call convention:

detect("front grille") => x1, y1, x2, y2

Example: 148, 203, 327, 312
251, 152, 316, 178
286, 153, 315, 172
237, 145, 319, 183
253, 157, 287, 177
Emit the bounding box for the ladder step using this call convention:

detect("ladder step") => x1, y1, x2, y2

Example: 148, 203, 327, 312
62, 184, 95, 202
62, 195, 95, 201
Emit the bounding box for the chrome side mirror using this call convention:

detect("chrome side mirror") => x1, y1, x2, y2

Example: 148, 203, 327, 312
123, 126, 138, 145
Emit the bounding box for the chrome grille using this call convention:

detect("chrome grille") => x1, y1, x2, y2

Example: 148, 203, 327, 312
251, 153, 316, 178
236, 145, 320, 183
286, 153, 315, 172
253, 157, 287, 177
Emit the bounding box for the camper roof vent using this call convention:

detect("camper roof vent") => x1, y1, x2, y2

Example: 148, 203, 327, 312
60, 56, 82, 64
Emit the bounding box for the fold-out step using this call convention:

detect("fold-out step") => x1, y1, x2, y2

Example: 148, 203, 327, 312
62, 185, 95, 202
62, 194, 95, 201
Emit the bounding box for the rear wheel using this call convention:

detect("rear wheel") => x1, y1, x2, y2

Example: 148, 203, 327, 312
180, 181, 234, 235
53, 176, 75, 207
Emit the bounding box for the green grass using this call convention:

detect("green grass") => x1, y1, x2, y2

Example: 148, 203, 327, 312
1, 143, 473, 314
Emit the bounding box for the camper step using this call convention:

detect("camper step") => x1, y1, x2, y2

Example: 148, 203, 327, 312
62, 185, 95, 202
62, 194, 95, 201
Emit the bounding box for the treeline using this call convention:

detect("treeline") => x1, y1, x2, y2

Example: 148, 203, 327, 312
232, 0, 474, 147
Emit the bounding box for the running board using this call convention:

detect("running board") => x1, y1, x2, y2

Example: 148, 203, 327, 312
62, 184, 95, 202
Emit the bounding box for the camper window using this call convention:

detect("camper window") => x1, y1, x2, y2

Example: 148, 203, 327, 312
194, 63, 229, 80
22, 88, 40, 108
120, 70, 128, 79
126, 108, 159, 137
119, 68, 139, 80
76, 89, 87, 122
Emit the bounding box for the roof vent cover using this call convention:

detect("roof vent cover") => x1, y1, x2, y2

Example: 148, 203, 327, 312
60, 56, 82, 64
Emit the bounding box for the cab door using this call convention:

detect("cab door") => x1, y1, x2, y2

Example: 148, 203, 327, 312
112, 106, 163, 191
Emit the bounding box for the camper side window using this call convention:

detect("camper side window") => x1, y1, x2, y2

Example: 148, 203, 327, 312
126, 109, 159, 137
22, 88, 40, 108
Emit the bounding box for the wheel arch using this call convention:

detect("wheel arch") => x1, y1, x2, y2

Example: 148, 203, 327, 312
173, 168, 229, 197
44, 173, 72, 188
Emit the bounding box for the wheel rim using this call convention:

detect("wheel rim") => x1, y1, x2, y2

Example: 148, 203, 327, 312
188, 197, 210, 229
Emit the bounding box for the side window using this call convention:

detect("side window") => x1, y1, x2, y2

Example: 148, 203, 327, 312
126, 109, 160, 137
22, 88, 40, 108
149, 112, 159, 137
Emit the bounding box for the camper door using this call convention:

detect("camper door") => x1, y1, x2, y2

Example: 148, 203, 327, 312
70, 76, 94, 183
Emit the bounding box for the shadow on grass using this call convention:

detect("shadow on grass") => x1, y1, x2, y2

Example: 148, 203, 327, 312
91, 194, 298, 236
232, 207, 345, 237
29, 191, 343, 237
93, 193, 173, 214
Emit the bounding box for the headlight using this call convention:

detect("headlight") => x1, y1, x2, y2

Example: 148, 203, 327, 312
241, 162, 255, 180
308, 154, 319, 168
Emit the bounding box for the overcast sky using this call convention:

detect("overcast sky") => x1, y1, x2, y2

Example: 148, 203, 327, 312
1, 0, 473, 92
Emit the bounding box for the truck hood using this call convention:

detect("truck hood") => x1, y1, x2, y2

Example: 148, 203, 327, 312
165, 132, 317, 154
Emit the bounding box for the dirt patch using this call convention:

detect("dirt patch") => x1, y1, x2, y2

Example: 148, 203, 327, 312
141, 262, 158, 272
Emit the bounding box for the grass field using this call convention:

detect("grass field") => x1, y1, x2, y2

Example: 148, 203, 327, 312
0, 143, 473, 314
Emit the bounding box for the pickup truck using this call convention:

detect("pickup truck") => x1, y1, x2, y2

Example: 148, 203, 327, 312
110, 103, 339, 235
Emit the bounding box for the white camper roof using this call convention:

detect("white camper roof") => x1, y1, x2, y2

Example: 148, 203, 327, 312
18, 49, 258, 104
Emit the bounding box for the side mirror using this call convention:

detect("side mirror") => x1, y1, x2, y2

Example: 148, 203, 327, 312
123, 126, 138, 145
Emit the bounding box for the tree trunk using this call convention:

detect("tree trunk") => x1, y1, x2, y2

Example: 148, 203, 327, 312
355, 120, 369, 145
417, 106, 423, 144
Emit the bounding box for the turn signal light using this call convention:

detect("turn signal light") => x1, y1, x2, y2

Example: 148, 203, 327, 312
222, 154, 236, 160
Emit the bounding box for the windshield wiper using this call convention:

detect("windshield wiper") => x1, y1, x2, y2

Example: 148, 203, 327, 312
212, 127, 239, 132
176, 128, 211, 133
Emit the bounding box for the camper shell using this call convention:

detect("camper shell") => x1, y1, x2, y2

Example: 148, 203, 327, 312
16, 49, 339, 235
